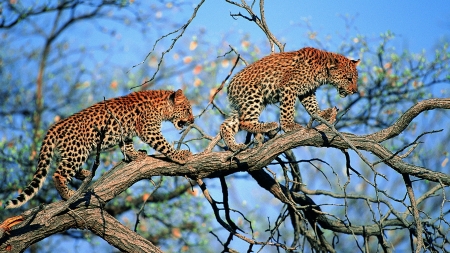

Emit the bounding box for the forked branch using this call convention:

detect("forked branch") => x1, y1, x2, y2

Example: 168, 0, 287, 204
226, 0, 285, 52
1, 98, 449, 252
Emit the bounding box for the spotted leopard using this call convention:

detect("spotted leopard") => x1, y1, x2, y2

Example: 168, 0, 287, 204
220, 47, 360, 151
5, 89, 194, 209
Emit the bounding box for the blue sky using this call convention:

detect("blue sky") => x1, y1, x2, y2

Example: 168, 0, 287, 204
182, 1, 450, 251
191, 1, 449, 53
2, 1, 450, 252
73, 1, 450, 251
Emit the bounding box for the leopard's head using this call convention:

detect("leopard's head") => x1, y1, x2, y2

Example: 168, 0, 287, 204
169, 89, 194, 130
327, 54, 360, 98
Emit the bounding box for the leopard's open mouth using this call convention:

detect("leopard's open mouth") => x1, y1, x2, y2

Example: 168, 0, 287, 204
177, 120, 187, 128
338, 88, 348, 98
175, 119, 189, 130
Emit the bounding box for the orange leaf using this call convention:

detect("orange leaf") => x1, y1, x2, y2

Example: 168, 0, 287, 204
110, 80, 118, 89
183, 56, 193, 64
194, 78, 202, 87
193, 65, 202, 75
221, 59, 229, 68
188, 188, 198, 196
142, 193, 151, 201
172, 227, 182, 238
189, 41, 198, 51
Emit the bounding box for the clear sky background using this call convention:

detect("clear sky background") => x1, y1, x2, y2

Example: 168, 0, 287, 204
92, 1, 450, 74
202, 1, 450, 51
152, 1, 450, 57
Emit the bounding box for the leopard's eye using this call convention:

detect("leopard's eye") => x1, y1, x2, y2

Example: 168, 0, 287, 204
347, 77, 352, 82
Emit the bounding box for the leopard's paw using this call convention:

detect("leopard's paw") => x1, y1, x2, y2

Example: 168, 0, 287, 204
318, 107, 338, 125
281, 122, 304, 132
240, 121, 278, 134
227, 143, 247, 152
262, 122, 279, 133
169, 150, 192, 164
124, 149, 148, 161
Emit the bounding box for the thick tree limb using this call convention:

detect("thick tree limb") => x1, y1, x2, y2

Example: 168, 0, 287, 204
1, 98, 449, 252
365, 98, 450, 142
0, 200, 162, 253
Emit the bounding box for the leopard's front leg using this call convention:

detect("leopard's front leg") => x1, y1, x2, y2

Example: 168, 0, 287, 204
300, 93, 337, 127
280, 88, 303, 132
138, 120, 192, 164
119, 137, 148, 161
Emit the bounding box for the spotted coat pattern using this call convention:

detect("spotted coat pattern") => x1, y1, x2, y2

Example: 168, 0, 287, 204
5, 89, 194, 209
220, 47, 360, 151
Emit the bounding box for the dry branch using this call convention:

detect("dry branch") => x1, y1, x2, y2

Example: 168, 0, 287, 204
226, 0, 285, 52
1, 98, 449, 252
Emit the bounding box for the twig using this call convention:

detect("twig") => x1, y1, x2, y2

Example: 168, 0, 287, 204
311, 112, 387, 180
374, 129, 442, 165
365, 98, 450, 142
219, 176, 243, 232
129, 0, 206, 89
198, 53, 241, 117
134, 178, 163, 232
225, 0, 284, 52
197, 178, 295, 250
402, 174, 424, 253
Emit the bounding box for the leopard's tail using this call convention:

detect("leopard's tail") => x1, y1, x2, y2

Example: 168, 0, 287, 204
4, 128, 56, 209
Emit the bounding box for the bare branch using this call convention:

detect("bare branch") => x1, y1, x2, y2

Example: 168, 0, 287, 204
198, 53, 241, 117
402, 174, 424, 253
365, 98, 450, 142
129, 0, 206, 89
2, 97, 449, 252
226, 0, 285, 52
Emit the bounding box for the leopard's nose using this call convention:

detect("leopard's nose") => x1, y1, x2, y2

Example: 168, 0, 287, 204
350, 82, 358, 94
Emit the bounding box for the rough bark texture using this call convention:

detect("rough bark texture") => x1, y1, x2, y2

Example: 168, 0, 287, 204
1, 98, 449, 252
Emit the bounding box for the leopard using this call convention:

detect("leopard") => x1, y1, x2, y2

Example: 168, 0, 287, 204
4, 89, 194, 209
220, 47, 360, 151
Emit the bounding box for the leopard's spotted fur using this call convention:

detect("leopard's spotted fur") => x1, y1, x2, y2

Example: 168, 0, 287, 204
220, 47, 360, 151
5, 89, 194, 209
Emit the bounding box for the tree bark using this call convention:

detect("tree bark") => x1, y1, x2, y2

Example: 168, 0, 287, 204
1, 98, 449, 252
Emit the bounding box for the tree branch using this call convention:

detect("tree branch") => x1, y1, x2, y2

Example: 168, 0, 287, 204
365, 98, 450, 142
1, 98, 449, 251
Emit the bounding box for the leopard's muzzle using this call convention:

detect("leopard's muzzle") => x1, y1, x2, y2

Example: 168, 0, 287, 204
174, 116, 194, 130
338, 86, 358, 98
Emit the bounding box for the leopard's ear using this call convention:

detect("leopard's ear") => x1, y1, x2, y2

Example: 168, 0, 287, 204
169, 89, 184, 105
168, 90, 177, 105
352, 59, 360, 66
326, 54, 339, 70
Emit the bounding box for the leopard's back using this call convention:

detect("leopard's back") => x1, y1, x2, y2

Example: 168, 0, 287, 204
4, 89, 194, 209
220, 47, 359, 151
227, 51, 297, 109
227, 47, 356, 110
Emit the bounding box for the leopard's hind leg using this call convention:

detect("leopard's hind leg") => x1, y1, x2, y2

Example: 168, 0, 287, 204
237, 97, 278, 134
74, 169, 91, 180
220, 111, 247, 152
53, 148, 89, 200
